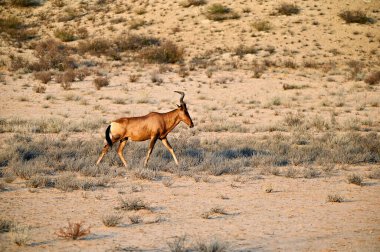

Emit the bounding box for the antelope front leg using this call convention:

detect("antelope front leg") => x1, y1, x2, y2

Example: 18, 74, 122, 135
144, 136, 158, 167
162, 138, 179, 165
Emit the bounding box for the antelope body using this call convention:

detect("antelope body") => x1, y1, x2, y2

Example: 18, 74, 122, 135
96, 91, 194, 167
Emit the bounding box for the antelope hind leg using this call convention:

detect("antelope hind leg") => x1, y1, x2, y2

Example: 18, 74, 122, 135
117, 139, 128, 167
96, 144, 110, 165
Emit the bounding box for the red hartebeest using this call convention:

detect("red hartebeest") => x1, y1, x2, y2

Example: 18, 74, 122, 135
96, 91, 194, 167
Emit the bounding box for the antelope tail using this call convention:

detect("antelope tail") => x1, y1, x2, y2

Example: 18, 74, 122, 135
105, 125, 112, 148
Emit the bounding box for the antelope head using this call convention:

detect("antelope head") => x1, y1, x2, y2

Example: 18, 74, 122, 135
175, 91, 194, 128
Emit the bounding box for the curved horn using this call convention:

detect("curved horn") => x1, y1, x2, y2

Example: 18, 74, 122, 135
174, 91, 185, 105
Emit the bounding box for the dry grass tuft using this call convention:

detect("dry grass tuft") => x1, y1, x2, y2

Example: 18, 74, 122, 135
140, 41, 184, 64
128, 215, 143, 224
347, 174, 363, 186
102, 214, 123, 227
54, 28, 76, 42
31, 39, 75, 71
162, 177, 174, 187
116, 197, 150, 211
93, 77, 109, 90
201, 207, 228, 219
34, 71, 52, 84
33, 84, 46, 93
364, 71, 380, 85
276, 3, 300, 16
339, 10, 374, 24
194, 239, 229, 252
167, 235, 187, 252
180, 0, 207, 8
252, 20, 272, 32
11, 0, 43, 7
205, 3, 240, 21
0, 218, 14, 233
56, 221, 90, 240
10, 224, 31, 246
327, 194, 344, 203
367, 169, 380, 179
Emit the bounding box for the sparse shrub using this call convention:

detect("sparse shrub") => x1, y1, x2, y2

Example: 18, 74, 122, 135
347, 174, 362, 186
283, 59, 298, 69
129, 18, 146, 30
162, 177, 174, 187
205, 68, 214, 78
195, 239, 228, 252
78, 38, 112, 56
9, 54, 29, 71
26, 175, 55, 188
34, 71, 52, 83
201, 207, 228, 219
0, 16, 35, 42
364, 71, 380, 85
129, 74, 140, 82
54, 28, 76, 42
93, 77, 109, 90
102, 214, 122, 227
59, 70, 76, 90
284, 167, 297, 178
303, 167, 320, 179
271, 97, 281, 106
139, 41, 184, 63
54, 174, 79, 191
60, 81, 71, 90
265, 184, 273, 193
128, 215, 142, 224
58, 7, 80, 22
31, 39, 75, 71
0, 218, 13, 233
150, 71, 163, 84
167, 235, 187, 252
282, 83, 309, 90
205, 3, 240, 21
235, 45, 259, 58
116, 197, 150, 211
75, 68, 91, 81
178, 65, 189, 78
346, 60, 364, 80
367, 169, 380, 179
10, 224, 31, 246
11, 0, 43, 7
52, 0, 65, 7
276, 3, 300, 16
56, 221, 90, 240
252, 62, 266, 78
33, 84, 46, 93
180, 0, 206, 7
339, 10, 374, 24
76, 27, 89, 39
327, 194, 344, 203
303, 60, 320, 69
252, 20, 272, 32
117, 34, 160, 51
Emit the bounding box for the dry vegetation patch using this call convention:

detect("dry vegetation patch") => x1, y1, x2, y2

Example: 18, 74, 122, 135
55, 221, 90, 240
205, 3, 240, 21
339, 10, 375, 24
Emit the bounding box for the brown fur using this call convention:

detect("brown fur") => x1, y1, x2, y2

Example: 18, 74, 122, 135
96, 94, 194, 167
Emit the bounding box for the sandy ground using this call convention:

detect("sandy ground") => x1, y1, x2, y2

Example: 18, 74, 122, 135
1, 0, 380, 251
1, 167, 380, 251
